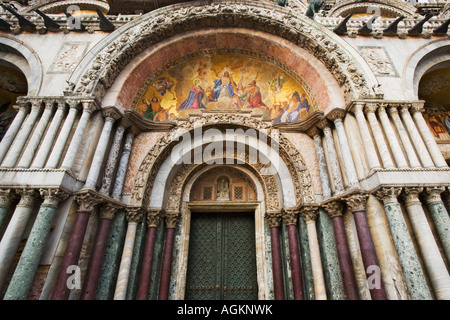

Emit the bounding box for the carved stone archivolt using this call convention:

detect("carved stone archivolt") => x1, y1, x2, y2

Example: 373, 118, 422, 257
69, 1, 375, 102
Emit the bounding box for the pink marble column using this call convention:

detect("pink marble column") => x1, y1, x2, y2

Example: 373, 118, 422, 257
266, 210, 285, 300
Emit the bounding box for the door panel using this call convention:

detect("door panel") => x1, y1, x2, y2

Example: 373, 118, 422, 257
185, 212, 258, 300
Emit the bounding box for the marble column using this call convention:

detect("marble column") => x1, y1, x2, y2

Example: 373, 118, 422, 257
318, 120, 344, 194
310, 129, 332, 198
113, 207, 144, 300
411, 103, 448, 168
282, 208, 304, 300
403, 187, 450, 299
387, 106, 422, 168
375, 187, 432, 300
0, 189, 16, 235
17, 102, 55, 168
265, 210, 285, 300
323, 201, 359, 300
4, 188, 68, 300
45, 102, 81, 169
2, 101, 42, 167
51, 192, 101, 300
111, 132, 135, 200
364, 103, 395, 169
84, 107, 121, 189
31, 101, 67, 168
328, 109, 359, 187
344, 193, 387, 300
377, 105, 408, 168
0, 104, 29, 164
399, 105, 434, 168
424, 187, 450, 263
59, 101, 98, 170
99, 120, 128, 196
137, 209, 162, 300
0, 189, 37, 291
80, 203, 121, 300
302, 206, 327, 300
158, 210, 180, 300
351, 102, 381, 171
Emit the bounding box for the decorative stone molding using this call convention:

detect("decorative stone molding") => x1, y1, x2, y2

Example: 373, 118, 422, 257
375, 186, 402, 205
343, 192, 368, 212
265, 210, 282, 228
424, 186, 446, 205
40, 188, 70, 207
322, 200, 343, 218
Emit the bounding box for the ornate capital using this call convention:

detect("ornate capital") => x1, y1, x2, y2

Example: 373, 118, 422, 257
364, 102, 378, 114
424, 186, 446, 205
326, 108, 346, 122
387, 104, 400, 116
265, 210, 282, 227
306, 126, 322, 139
399, 104, 412, 116
403, 187, 423, 205
76, 192, 102, 211
147, 208, 163, 227
282, 208, 299, 225
301, 206, 319, 222
322, 201, 343, 218
343, 193, 368, 212
81, 100, 98, 114
351, 102, 364, 115
40, 188, 70, 207
126, 207, 144, 223
102, 106, 122, 122
164, 210, 180, 228
376, 103, 388, 115
375, 187, 402, 205
16, 188, 38, 208
99, 203, 121, 220
410, 101, 425, 114
0, 188, 17, 207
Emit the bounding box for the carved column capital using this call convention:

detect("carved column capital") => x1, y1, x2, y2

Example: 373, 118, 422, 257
322, 201, 343, 218
301, 206, 319, 222
164, 210, 180, 228
16, 188, 38, 208
403, 187, 424, 205
102, 106, 122, 123
306, 126, 322, 139
99, 202, 122, 219
343, 193, 368, 212
147, 208, 163, 227
316, 118, 332, 131
81, 100, 99, 114
265, 210, 282, 227
387, 104, 400, 116
410, 101, 425, 114
424, 186, 446, 205
326, 108, 346, 122
351, 102, 364, 115
375, 187, 403, 205
364, 102, 378, 114
75, 192, 102, 211
0, 188, 17, 207
125, 207, 144, 223
282, 208, 299, 225
40, 188, 70, 207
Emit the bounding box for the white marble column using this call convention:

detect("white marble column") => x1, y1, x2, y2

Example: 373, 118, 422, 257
309, 128, 332, 198
60, 101, 98, 170
111, 131, 135, 200
351, 103, 381, 171
410, 103, 448, 168
377, 105, 408, 168
17, 102, 55, 168
399, 105, 434, 168
114, 208, 143, 300
328, 109, 359, 187
45, 102, 80, 169
403, 187, 450, 300
364, 103, 395, 169
387, 106, 422, 168
2, 101, 43, 168
0, 189, 37, 290
0, 104, 29, 164
31, 101, 67, 168
84, 107, 121, 190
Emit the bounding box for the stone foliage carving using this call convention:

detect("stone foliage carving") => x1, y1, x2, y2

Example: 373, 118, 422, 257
71, 1, 373, 101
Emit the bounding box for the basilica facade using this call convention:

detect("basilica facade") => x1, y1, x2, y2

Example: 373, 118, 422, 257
0, 0, 449, 301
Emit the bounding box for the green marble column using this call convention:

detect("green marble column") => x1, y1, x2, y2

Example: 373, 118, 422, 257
376, 187, 432, 300
425, 187, 450, 264
0, 189, 15, 238
126, 218, 147, 300
148, 222, 165, 300
316, 208, 345, 300
4, 189, 68, 300
95, 210, 127, 300
297, 214, 315, 300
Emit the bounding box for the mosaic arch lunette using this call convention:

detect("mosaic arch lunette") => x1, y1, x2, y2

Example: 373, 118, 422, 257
130, 114, 316, 210
66, 1, 379, 103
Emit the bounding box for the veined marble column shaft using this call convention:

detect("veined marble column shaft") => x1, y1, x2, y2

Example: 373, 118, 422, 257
0, 189, 37, 290
60, 102, 97, 170
266, 211, 285, 300
0, 189, 16, 235
352, 103, 381, 170
377, 105, 408, 168
376, 187, 432, 300
99, 124, 126, 195
311, 131, 332, 198
31, 102, 67, 168
329, 111, 359, 187
302, 207, 327, 300
424, 187, 450, 263
45, 104, 80, 168
111, 133, 134, 200
364, 104, 394, 169
387, 106, 421, 168
319, 121, 344, 193
84, 108, 121, 189
4, 189, 68, 300
0, 104, 29, 164
403, 187, 450, 300
399, 106, 434, 168
114, 208, 143, 300
411, 105, 448, 168
2, 102, 42, 167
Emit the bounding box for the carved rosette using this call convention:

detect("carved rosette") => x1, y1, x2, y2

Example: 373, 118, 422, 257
375, 187, 402, 206
301, 205, 319, 222
147, 209, 163, 227
282, 208, 299, 225
126, 207, 144, 223
164, 210, 180, 229
40, 188, 70, 207
322, 201, 343, 218
343, 193, 368, 212
424, 186, 446, 205
16, 189, 38, 208
0, 188, 17, 207
403, 187, 424, 205
265, 210, 282, 228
